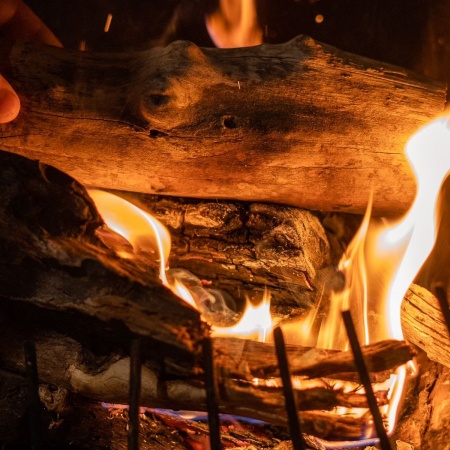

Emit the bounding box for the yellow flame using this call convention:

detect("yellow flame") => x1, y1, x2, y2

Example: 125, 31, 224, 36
295, 115, 450, 435
212, 290, 272, 342
296, 116, 450, 352
169, 278, 198, 310
205, 0, 262, 48
88, 189, 171, 285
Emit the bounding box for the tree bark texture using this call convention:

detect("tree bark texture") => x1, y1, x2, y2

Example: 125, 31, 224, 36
0, 36, 446, 215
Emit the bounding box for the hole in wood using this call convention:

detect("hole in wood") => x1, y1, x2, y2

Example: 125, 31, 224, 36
148, 94, 170, 106
149, 129, 168, 138
221, 116, 237, 129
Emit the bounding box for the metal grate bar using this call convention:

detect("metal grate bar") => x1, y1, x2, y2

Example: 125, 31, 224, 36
128, 337, 143, 450
23, 340, 43, 450
342, 310, 392, 450
202, 337, 222, 450
274, 326, 307, 450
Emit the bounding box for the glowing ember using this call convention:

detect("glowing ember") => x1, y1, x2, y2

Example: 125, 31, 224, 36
205, 0, 263, 48
104, 13, 113, 33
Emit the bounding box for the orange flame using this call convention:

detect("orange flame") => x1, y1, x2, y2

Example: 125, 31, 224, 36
320, 116, 450, 350
205, 0, 262, 48
211, 290, 272, 342
289, 115, 450, 435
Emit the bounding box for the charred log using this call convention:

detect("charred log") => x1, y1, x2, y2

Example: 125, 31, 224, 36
0, 150, 206, 356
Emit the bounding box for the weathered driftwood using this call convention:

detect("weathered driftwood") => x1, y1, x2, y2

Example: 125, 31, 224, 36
0, 36, 445, 215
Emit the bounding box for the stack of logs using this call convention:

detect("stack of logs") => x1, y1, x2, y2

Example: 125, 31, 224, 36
0, 36, 449, 449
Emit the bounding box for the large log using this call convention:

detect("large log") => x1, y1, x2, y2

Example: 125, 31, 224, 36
0, 36, 446, 215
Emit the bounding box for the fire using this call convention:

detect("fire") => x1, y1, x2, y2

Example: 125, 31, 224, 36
212, 290, 272, 342
315, 116, 450, 350
87, 190, 171, 282
290, 115, 450, 435
205, 0, 263, 48
88, 189, 271, 340
89, 114, 450, 440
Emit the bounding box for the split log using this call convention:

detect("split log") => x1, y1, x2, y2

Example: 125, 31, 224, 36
402, 284, 450, 369
0, 36, 446, 215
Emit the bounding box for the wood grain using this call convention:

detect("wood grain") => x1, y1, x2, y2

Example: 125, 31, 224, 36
0, 36, 445, 214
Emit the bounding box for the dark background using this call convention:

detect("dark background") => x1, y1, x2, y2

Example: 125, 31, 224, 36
21, 0, 450, 86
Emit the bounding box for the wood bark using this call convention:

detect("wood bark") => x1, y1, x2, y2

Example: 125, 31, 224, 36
117, 191, 337, 313
0, 36, 446, 215
393, 355, 450, 450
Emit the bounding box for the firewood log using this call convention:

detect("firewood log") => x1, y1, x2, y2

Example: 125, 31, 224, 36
0, 149, 206, 355
0, 36, 445, 215
113, 191, 336, 312
402, 284, 450, 369
0, 304, 414, 441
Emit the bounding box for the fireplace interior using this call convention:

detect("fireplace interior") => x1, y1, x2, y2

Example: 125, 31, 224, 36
1, 1, 450, 449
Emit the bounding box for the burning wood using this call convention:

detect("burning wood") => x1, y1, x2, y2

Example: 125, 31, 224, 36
0, 147, 445, 445
0, 315, 415, 440
0, 36, 446, 215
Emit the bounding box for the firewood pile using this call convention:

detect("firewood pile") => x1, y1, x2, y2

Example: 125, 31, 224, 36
1, 3, 450, 446
0, 146, 449, 449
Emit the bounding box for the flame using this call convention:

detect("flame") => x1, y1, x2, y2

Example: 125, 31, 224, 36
320, 116, 450, 349
211, 290, 272, 342
205, 0, 262, 48
88, 189, 270, 339
88, 189, 171, 284
289, 115, 450, 436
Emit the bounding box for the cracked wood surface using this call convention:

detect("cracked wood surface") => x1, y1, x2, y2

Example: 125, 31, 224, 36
0, 36, 446, 215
